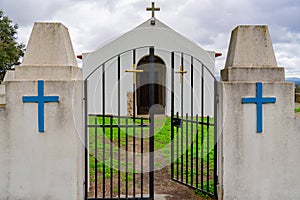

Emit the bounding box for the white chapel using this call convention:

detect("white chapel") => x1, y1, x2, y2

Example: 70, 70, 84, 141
82, 3, 217, 117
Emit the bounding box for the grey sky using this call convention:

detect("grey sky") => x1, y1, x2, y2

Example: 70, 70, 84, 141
1, 0, 299, 77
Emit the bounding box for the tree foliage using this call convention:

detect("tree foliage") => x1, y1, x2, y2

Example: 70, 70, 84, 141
0, 10, 25, 81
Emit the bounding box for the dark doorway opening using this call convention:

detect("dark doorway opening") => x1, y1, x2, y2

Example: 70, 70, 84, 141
136, 55, 166, 115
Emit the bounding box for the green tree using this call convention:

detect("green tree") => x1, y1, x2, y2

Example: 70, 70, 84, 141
0, 10, 25, 82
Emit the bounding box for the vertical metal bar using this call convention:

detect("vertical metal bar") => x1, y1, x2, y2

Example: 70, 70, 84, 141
141, 118, 144, 198
190, 57, 194, 186
133, 49, 136, 118
125, 117, 128, 198
133, 123, 136, 198
133, 50, 136, 198
181, 53, 184, 117
176, 111, 179, 180
171, 52, 175, 179
207, 115, 210, 193
132, 49, 137, 197
95, 118, 98, 198
110, 116, 113, 198
180, 52, 184, 183
117, 55, 121, 198
196, 114, 199, 188
201, 64, 204, 190
214, 79, 218, 197
102, 63, 106, 198
84, 80, 88, 200
149, 47, 155, 199
185, 113, 189, 184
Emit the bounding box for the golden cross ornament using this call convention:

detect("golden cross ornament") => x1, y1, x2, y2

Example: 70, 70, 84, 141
175, 66, 187, 83
146, 2, 160, 18
125, 64, 143, 84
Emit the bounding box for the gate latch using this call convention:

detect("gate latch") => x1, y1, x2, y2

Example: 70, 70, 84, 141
173, 118, 182, 128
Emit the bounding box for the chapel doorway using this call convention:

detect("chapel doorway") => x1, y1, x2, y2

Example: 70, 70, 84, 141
136, 55, 166, 115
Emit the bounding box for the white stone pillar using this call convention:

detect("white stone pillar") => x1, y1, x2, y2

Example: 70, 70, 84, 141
0, 22, 84, 200
218, 26, 300, 200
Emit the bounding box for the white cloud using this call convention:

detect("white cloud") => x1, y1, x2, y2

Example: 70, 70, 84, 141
0, 0, 299, 77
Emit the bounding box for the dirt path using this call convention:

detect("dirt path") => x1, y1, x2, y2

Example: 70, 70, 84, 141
154, 167, 214, 200
88, 166, 214, 200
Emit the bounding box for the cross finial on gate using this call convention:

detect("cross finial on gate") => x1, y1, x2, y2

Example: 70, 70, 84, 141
146, 2, 160, 18
175, 65, 187, 83
125, 64, 143, 84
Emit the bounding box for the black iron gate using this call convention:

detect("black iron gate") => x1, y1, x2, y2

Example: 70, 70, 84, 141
170, 52, 218, 198
84, 47, 217, 199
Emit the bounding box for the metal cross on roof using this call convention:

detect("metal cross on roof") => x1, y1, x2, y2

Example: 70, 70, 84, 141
146, 2, 160, 18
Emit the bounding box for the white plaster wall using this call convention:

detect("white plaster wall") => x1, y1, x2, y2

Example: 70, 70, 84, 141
218, 82, 300, 200
0, 80, 84, 200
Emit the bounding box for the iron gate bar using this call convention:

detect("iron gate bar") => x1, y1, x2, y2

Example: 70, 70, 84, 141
95, 118, 98, 198
149, 47, 155, 200
196, 114, 199, 188
141, 118, 144, 198
88, 114, 150, 120
206, 116, 210, 192
102, 63, 106, 198
180, 53, 184, 183
84, 80, 88, 200
170, 52, 175, 180
87, 124, 149, 128
109, 116, 113, 198
88, 119, 212, 127
185, 113, 189, 184
214, 77, 218, 197
117, 55, 121, 199
201, 63, 204, 190
125, 117, 128, 198
132, 49, 136, 198
190, 56, 194, 187
178, 118, 213, 126
176, 112, 179, 180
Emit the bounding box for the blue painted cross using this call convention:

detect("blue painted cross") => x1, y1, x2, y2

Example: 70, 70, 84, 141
22, 80, 59, 132
242, 82, 276, 133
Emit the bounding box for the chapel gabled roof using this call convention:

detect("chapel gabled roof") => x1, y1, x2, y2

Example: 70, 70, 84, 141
82, 17, 216, 79
134, 18, 172, 30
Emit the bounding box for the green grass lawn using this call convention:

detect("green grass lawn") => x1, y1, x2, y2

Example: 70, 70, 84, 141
88, 115, 216, 194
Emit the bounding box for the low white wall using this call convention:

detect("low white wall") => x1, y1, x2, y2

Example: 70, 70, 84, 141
0, 80, 84, 200
218, 82, 300, 200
